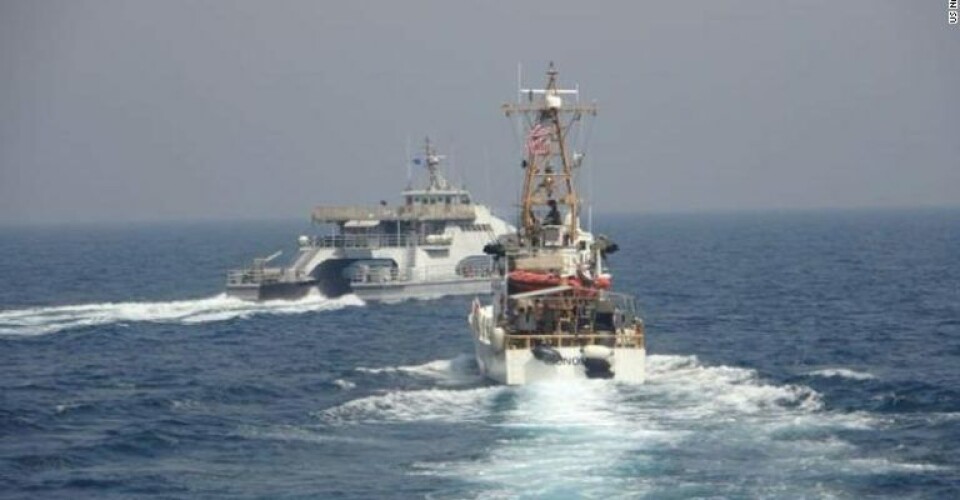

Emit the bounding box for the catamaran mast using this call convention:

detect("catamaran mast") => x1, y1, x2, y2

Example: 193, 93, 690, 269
423, 137, 448, 191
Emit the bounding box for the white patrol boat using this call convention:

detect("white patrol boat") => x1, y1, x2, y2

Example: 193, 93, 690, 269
227, 139, 513, 301
468, 64, 646, 385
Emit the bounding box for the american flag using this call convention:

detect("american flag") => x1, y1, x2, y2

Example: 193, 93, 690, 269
526, 123, 551, 157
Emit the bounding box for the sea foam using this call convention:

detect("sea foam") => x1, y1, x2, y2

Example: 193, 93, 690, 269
808, 368, 877, 380
0, 290, 364, 336
354, 353, 481, 386
395, 354, 906, 497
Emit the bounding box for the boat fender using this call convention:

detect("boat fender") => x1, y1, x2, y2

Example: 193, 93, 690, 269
582, 345, 614, 378
583, 357, 613, 378
491, 327, 506, 352
582, 345, 614, 361
532, 344, 563, 365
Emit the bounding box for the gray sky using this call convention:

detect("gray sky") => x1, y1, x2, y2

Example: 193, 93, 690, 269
1, 0, 957, 224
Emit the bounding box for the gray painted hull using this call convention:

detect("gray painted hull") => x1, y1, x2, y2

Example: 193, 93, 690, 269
225, 281, 317, 301
226, 277, 492, 302
351, 277, 492, 301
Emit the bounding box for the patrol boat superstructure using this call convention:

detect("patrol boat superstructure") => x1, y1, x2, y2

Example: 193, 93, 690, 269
227, 139, 513, 301
468, 64, 646, 385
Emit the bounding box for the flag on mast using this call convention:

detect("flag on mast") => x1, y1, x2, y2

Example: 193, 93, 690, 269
526, 123, 550, 157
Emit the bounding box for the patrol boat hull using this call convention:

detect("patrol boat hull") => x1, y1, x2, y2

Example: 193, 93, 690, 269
466, 64, 647, 386
469, 304, 645, 385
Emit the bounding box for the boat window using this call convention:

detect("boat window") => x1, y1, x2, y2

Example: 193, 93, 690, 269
460, 195, 470, 204
445, 196, 451, 204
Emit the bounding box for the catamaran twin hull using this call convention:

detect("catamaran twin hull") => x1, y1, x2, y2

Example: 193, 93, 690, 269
225, 280, 318, 302
225, 138, 514, 303
226, 276, 494, 302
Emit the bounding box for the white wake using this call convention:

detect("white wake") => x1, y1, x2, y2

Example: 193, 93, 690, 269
320, 354, 940, 497
354, 354, 482, 386
807, 367, 877, 380
0, 290, 364, 336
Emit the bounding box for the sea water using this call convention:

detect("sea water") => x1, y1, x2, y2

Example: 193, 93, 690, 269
1, 211, 958, 498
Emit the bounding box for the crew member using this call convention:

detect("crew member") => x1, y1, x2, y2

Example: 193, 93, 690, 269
545, 199, 562, 226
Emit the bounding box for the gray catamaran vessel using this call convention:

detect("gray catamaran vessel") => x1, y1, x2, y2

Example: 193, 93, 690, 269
226, 139, 513, 301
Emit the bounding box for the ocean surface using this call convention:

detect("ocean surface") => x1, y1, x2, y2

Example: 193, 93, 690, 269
1, 210, 958, 499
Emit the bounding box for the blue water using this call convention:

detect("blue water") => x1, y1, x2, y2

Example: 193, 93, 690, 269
1, 210, 958, 498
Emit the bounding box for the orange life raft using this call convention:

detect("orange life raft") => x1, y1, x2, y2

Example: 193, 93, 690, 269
507, 270, 611, 295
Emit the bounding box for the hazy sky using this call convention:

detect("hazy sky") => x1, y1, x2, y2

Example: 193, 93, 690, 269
1, 1, 957, 224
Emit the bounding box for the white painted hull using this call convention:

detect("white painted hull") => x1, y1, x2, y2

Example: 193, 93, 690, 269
352, 277, 492, 301
469, 305, 645, 385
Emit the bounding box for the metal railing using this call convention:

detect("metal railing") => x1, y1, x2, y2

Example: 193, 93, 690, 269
299, 233, 454, 249
312, 204, 476, 223
505, 291, 643, 337
350, 263, 494, 284
226, 267, 286, 286
504, 329, 645, 350
226, 266, 309, 286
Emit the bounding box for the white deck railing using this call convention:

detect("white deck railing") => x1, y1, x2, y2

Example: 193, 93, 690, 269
300, 234, 453, 249
350, 263, 493, 284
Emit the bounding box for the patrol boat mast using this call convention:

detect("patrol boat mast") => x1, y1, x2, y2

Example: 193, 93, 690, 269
468, 63, 645, 385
